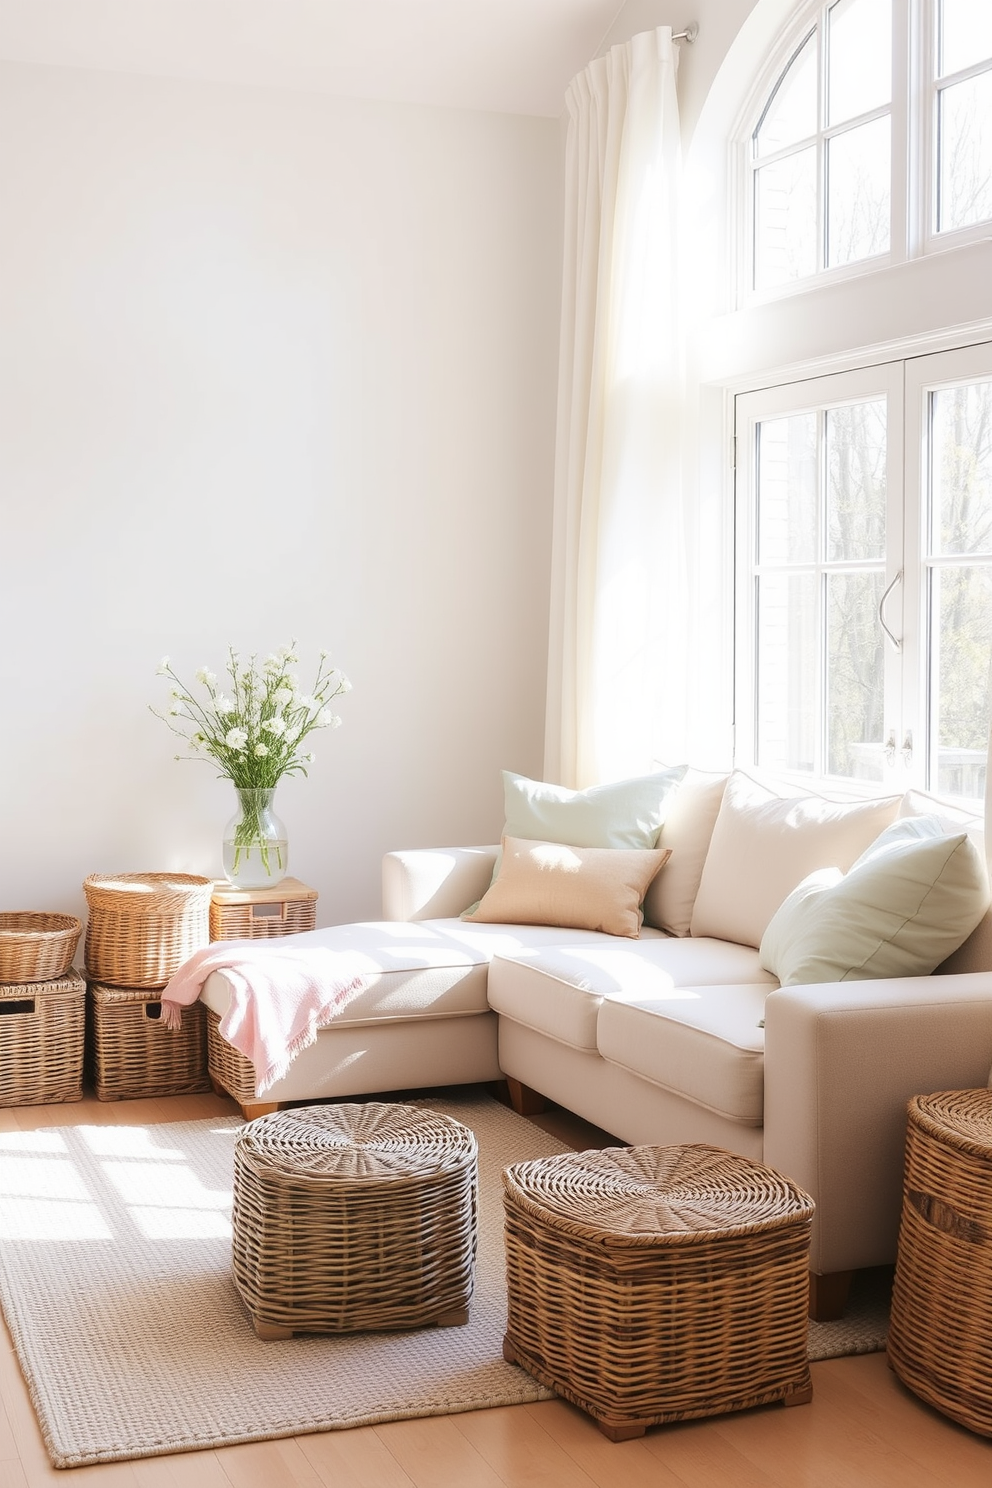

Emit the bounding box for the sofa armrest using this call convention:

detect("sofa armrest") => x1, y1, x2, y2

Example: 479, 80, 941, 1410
381, 846, 499, 922
763, 972, 992, 1277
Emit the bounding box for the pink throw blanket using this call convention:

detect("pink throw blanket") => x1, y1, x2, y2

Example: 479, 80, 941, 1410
161, 942, 370, 1097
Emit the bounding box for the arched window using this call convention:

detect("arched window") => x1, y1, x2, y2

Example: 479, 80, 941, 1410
745, 0, 991, 298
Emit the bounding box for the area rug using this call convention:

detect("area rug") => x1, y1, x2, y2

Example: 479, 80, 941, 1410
0, 1093, 888, 1468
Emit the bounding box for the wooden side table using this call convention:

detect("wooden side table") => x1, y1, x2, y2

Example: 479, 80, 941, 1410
209, 878, 318, 941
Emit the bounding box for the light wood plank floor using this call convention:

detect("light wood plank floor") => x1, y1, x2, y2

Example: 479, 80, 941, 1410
1, 1087, 989, 1487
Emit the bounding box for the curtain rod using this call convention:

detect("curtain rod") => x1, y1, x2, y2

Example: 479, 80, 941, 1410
673, 22, 699, 42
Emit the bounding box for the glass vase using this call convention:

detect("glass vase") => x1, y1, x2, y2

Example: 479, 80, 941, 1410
222, 787, 289, 889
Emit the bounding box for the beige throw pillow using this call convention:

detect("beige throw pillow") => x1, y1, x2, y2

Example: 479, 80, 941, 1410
462, 836, 672, 939
689, 771, 901, 948
643, 769, 729, 936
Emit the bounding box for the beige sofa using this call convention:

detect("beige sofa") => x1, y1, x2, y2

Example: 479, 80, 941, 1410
201, 767, 992, 1320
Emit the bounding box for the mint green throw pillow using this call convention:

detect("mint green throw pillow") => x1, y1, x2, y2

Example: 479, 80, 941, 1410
759, 815, 991, 986
502, 767, 687, 849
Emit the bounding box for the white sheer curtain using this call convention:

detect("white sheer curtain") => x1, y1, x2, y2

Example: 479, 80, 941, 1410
544, 28, 687, 788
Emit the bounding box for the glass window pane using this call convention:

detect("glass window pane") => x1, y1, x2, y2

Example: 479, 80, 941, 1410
757, 413, 818, 563
826, 571, 886, 780
754, 146, 818, 288
938, 72, 992, 233
755, 32, 818, 158
827, 116, 890, 266
931, 381, 992, 557
757, 572, 818, 774
940, 0, 992, 76
826, 399, 886, 560
931, 565, 992, 800
827, 0, 892, 125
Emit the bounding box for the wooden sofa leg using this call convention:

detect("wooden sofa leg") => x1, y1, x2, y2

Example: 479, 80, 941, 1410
808, 1269, 853, 1321
505, 1077, 547, 1116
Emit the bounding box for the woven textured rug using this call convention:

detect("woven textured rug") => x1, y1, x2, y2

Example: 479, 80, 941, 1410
0, 1092, 888, 1468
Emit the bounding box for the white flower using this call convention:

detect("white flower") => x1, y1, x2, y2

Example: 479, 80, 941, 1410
317, 708, 337, 728
168, 702, 184, 716
262, 716, 287, 737
338, 673, 352, 693
305, 752, 316, 763
225, 727, 248, 750
195, 667, 216, 687
254, 742, 269, 757
272, 687, 294, 709
156, 656, 171, 675
297, 694, 317, 711
216, 696, 235, 715
329, 714, 342, 729
285, 725, 301, 743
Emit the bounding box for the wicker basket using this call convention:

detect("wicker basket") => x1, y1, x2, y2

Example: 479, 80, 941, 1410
0, 912, 82, 984
888, 1089, 992, 1436
88, 981, 210, 1101
0, 971, 86, 1106
210, 878, 317, 942
83, 873, 212, 988
231, 1103, 478, 1338
502, 1143, 814, 1440
206, 1006, 258, 1104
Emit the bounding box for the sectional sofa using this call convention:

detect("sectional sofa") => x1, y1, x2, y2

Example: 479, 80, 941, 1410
200, 765, 992, 1320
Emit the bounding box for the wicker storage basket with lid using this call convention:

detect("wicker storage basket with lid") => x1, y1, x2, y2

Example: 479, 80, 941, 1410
888, 1088, 992, 1436
231, 1102, 479, 1339
502, 1142, 814, 1440
0, 912, 81, 984
88, 981, 210, 1101
83, 873, 212, 988
0, 970, 86, 1106
209, 877, 317, 942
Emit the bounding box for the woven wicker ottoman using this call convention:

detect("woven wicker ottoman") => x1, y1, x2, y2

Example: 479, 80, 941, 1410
888, 1089, 992, 1436
502, 1143, 814, 1440
231, 1102, 478, 1339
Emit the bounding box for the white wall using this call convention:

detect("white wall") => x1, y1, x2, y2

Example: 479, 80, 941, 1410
0, 62, 562, 927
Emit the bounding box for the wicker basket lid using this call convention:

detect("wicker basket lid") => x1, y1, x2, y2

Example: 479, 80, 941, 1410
83, 873, 213, 912
502, 1143, 814, 1244
909, 1089, 992, 1155
235, 1103, 478, 1183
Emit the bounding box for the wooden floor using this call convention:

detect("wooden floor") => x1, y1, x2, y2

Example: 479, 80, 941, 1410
1, 1087, 990, 1487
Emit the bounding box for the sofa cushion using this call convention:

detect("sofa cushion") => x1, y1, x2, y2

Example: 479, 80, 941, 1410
643, 768, 729, 936
487, 938, 775, 1051
597, 986, 768, 1124
690, 770, 901, 947
199, 917, 665, 1027
463, 837, 670, 938
502, 766, 687, 849
759, 815, 991, 985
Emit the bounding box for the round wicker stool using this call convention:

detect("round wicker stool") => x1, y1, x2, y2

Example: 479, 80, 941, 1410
502, 1143, 814, 1440
231, 1102, 478, 1339
888, 1089, 992, 1436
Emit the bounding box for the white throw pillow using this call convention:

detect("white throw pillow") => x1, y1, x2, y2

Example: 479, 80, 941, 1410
690, 772, 902, 948
643, 769, 729, 937
759, 815, 991, 985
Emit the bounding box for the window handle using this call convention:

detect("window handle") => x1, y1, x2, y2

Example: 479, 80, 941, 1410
885, 731, 897, 765
902, 731, 913, 764
878, 570, 903, 652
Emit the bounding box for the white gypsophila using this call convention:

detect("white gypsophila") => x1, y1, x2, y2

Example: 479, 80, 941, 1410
317, 708, 338, 728
305, 752, 316, 763
329, 714, 342, 729
156, 656, 170, 675
195, 667, 216, 687
225, 727, 248, 750
272, 687, 294, 709
262, 716, 287, 737
254, 742, 269, 757
168, 702, 184, 716
297, 694, 317, 711
216, 696, 235, 715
